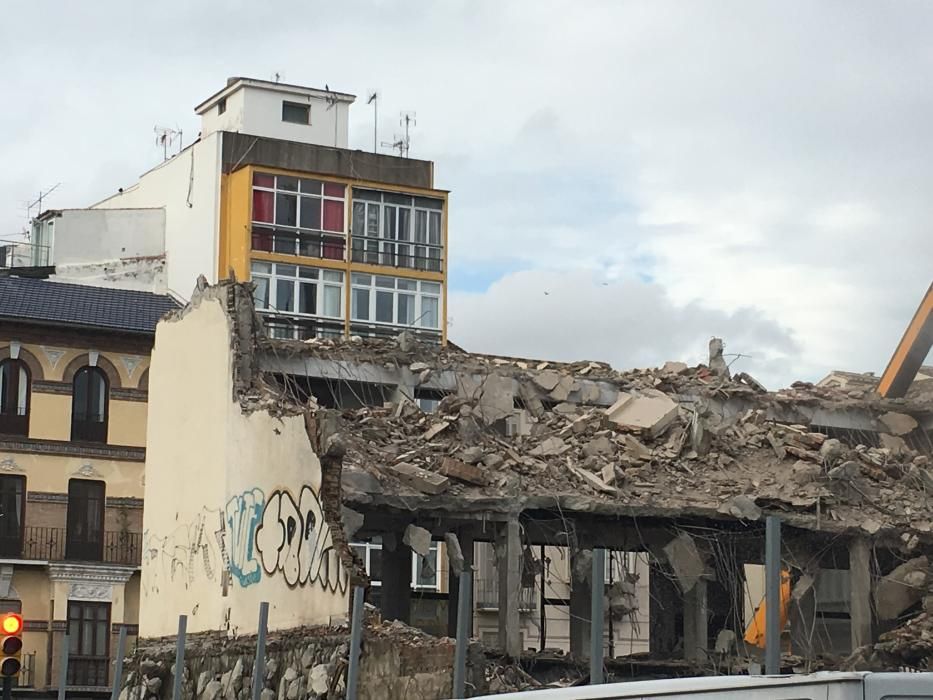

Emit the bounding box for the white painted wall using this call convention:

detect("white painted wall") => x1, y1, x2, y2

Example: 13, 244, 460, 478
231, 86, 349, 148
199, 87, 246, 136
93, 132, 223, 300
142, 292, 349, 637
50, 208, 165, 264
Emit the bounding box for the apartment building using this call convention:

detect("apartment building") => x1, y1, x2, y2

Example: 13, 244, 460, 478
0, 275, 176, 693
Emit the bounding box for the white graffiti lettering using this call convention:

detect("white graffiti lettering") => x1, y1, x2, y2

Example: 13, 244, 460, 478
224, 488, 265, 587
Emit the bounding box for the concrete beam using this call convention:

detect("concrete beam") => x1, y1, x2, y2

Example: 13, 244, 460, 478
569, 547, 593, 659
496, 519, 522, 658
849, 538, 873, 651
447, 530, 474, 638
683, 579, 708, 663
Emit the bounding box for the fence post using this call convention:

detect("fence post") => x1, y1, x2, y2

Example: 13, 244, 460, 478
57, 634, 69, 700
765, 516, 781, 675
110, 625, 127, 700
173, 615, 187, 700
346, 587, 365, 700
590, 548, 605, 684
452, 572, 472, 698
251, 602, 269, 700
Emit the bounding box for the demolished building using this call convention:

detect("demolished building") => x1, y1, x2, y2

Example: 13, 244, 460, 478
139, 280, 933, 696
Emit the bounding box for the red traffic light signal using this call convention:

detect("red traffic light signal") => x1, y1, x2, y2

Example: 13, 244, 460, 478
0, 613, 22, 677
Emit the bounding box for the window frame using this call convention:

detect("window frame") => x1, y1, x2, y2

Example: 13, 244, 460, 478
350, 538, 441, 592
0, 358, 30, 437
66, 600, 111, 687
350, 273, 441, 330
351, 189, 444, 272
251, 262, 344, 320
281, 101, 310, 125
66, 479, 105, 562
0, 475, 25, 558
70, 366, 109, 444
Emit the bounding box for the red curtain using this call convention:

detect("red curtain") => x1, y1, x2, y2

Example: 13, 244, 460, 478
322, 199, 344, 232
252, 190, 274, 223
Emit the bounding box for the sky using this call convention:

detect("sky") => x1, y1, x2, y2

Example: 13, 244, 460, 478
1, 0, 931, 388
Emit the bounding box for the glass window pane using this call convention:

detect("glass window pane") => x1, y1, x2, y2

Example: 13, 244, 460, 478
253, 172, 275, 188
369, 547, 383, 581
397, 209, 411, 241
421, 282, 441, 295
397, 279, 417, 291
74, 371, 88, 420
251, 261, 272, 274
352, 188, 381, 202
277, 176, 299, 191
383, 206, 396, 240
375, 276, 394, 289
251, 228, 273, 252
421, 296, 439, 329
376, 291, 393, 323
397, 244, 411, 268
352, 273, 371, 286
352, 289, 370, 320
414, 196, 444, 210
298, 267, 318, 279
322, 270, 343, 283
299, 197, 321, 230
252, 190, 274, 223
429, 211, 442, 245
300, 179, 322, 194
276, 280, 295, 312
273, 232, 297, 255
323, 286, 341, 317
298, 233, 322, 258
397, 293, 415, 325
277, 264, 297, 277
253, 277, 270, 309
322, 237, 345, 261
352, 202, 366, 237
366, 204, 379, 237
323, 182, 345, 198
299, 283, 316, 315
276, 194, 298, 227
322, 199, 344, 232
415, 210, 427, 243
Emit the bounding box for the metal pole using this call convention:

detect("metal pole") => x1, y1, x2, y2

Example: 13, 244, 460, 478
346, 586, 365, 700
452, 572, 472, 698
765, 516, 781, 675
110, 625, 127, 700
590, 548, 605, 685
57, 634, 69, 700
172, 615, 187, 700
3, 675, 11, 700
251, 602, 269, 700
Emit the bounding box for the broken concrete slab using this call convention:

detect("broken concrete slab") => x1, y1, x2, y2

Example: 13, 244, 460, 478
708, 337, 730, 378
533, 370, 562, 392
605, 390, 679, 437
530, 436, 570, 457
439, 456, 488, 486
661, 361, 689, 375
875, 556, 929, 621
459, 446, 485, 464
386, 462, 449, 495
621, 434, 652, 460
583, 435, 615, 458
578, 383, 601, 404
549, 375, 576, 402
819, 438, 844, 466
567, 461, 617, 493
403, 524, 432, 557
718, 495, 762, 521
662, 532, 706, 593
444, 532, 466, 576
880, 433, 909, 454
409, 361, 430, 372
341, 507, 365, 540
422, 421, 450, 440
880, 412, 919, 436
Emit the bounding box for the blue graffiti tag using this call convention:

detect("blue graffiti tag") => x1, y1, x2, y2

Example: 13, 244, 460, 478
224, 488, 265, 587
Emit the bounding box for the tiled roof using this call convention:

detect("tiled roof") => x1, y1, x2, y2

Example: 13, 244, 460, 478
0, 276, 179, 333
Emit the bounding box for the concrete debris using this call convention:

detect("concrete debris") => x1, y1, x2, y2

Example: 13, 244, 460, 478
533, 370, 562, 392
444, 532, 466, 576
605, 390, 679, 437
422, 421, 450, 440
708, 337, 730, 378
458, 446, 485, 464
439, 456, 488, 486
403, 524, 432, 557
879, 411, 919, 436
341, 507, 365, 540
734, 371, 767, 393
583, 435, 615, 458
386, 462, 448, 495
718, 495, 762, 521
819, 438, 845, 466
662, 532, 706, 593
661, 361, 689, 375
875, 556, 930, 621
530, 436, 570, 457
549, 375, 576, 402
715, 629, 736, 654
880, 432, 909, 454
409, 361, 429, 372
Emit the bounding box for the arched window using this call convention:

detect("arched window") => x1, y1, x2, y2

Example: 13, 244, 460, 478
0, 359, 30, 436
71, 367, 108, 443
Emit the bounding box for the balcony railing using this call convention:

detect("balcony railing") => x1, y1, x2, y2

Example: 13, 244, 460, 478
0, 239, 50, 269
67, 656, 109, 687
351, 237, 443, 272
475, 576, 537, 612
259, 312, 345, 340
18, 527, 141, 566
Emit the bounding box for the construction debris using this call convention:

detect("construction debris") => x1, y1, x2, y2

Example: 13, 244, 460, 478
605, 390, 679, 437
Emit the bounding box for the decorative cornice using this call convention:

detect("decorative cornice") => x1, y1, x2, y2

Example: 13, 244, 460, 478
0, 438, 145, 462
111, 387, 148, 402
48, 562, 136, 584
112, 623, 139, 635
27, 492, 144, 509
31, 380, 71, 396
32, 381, 147, 402
24, 620, 48, 632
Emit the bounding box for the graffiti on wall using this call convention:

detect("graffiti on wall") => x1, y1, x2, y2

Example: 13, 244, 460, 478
142, 508, 224, 595
224, 488, 265, 587
255, 485, 347, 593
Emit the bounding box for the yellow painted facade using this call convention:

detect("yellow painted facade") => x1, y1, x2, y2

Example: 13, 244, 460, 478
0, 336, 149, 692
217, 164, 450, 343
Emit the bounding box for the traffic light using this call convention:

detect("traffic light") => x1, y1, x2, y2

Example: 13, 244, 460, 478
0, 613, 22, 678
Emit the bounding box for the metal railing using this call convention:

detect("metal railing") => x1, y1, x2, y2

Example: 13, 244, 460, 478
0, 239, 50, 268
67, 656, 110, 687
351, 237, 443, 272
251, 227, 346, 261
19, 527, 141, 565
260, 313, 345, 340
348, 321, 442, 344
474, 576, 537, 612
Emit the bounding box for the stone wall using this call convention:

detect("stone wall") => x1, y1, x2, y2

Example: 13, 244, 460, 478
117, 619, 486, 700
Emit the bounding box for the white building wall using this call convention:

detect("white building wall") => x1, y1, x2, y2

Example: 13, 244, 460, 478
236, 86, 349, 148
199, 87, 246, 136
93, 132, 223, 299
50, 208, 165, 264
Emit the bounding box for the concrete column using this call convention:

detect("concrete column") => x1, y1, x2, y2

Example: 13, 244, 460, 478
569, 547, 593, 659
447, 530, 474, 638
683, 579, 708, 663
496, 519, 522, 657
849, 538, 873, 651
381, 539, 412, 623
648, 562, 680, 656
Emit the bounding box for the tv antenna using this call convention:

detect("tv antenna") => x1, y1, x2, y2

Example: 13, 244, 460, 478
26, 183, 61, 221
381, 111, 416, 158
154, 125, 183, 160
272, 71, 283, 83
324, 84, 340, 146
366, 90, 379, 152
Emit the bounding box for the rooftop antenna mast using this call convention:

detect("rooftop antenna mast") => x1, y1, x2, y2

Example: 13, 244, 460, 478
154, 126, 183, 161
400, 111, 416, 158
366, 90, 379, 153
324, 84, 339, 147
26, 182, 61, 222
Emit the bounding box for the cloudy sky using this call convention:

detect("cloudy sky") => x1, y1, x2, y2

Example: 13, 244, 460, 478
2, 1, 930, 388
